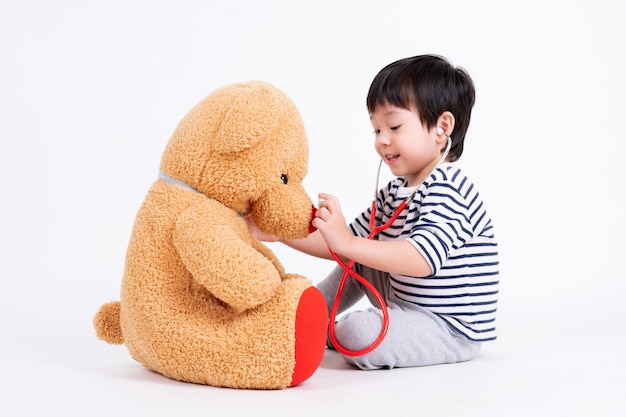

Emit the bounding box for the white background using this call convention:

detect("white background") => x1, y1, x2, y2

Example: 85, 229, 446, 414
1, 1, 625, 416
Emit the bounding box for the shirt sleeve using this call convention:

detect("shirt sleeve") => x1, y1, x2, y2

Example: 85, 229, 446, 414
407, 183, 475, 276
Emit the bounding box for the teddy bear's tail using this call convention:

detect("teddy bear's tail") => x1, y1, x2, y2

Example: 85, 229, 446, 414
93, 301, 124, 345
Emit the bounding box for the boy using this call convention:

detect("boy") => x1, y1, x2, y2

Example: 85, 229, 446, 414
248, 54, 499, 370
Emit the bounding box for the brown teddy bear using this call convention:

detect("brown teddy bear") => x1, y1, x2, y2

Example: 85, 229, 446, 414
93, 81, 328, 390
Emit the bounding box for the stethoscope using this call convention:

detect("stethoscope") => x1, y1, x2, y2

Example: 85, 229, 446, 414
326, 133, 452, 356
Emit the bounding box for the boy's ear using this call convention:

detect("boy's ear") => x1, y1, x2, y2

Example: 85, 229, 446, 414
437, 111, 455, 138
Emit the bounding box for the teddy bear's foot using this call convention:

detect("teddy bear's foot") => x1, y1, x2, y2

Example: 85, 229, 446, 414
290, 286, 328, 387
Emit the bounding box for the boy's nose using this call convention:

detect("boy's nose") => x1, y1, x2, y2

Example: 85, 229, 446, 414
376, 133, 391, 146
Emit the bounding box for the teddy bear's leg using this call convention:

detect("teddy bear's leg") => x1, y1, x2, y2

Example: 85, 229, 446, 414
290, 286, 328, 387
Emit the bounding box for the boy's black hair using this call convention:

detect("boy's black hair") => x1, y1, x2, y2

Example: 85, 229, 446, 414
366, 54, 475, 162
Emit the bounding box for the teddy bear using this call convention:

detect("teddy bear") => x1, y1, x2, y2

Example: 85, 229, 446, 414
93, 81, 329, 390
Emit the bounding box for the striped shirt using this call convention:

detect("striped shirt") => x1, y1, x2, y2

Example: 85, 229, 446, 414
350, 163, 499, 342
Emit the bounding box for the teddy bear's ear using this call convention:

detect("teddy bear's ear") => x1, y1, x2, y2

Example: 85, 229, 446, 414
212, 83, 282, 154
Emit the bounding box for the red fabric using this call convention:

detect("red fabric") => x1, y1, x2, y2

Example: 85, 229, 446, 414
290, 286, 328, 386
308, 205, 318, 234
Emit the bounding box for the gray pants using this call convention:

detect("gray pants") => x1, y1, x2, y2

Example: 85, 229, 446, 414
317, 264, 481, 370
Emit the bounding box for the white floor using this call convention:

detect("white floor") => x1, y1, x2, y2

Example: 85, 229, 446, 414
2, 289, 624, 417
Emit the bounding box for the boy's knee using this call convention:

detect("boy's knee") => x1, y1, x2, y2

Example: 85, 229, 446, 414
332, 310, 394, 370
335, 311, 384, 349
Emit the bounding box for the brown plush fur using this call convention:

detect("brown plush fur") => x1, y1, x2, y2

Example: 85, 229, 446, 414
93, 81, 328, 389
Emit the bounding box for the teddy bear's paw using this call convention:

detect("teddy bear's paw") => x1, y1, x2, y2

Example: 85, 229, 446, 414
290, 286, 328, 387
93, 301, 124, 345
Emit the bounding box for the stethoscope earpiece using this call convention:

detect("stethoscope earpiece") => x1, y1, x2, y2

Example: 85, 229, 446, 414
436, 127, 444, 135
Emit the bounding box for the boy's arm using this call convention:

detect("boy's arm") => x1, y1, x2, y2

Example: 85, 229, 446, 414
332, 237, 433, 277
246, 214, 334, 260
279, 229, 334, 260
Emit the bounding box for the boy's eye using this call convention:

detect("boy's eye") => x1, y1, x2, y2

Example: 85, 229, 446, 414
373, 129, 380, 134
390, 125, 401, 131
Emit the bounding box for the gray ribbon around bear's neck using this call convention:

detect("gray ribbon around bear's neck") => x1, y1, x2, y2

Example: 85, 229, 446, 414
157, 170, 248, 217
158, 170, 201, 194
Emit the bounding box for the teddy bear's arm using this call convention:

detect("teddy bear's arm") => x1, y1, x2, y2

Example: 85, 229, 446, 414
249, 238, 308, 282
173, 201, 282, 312
249, 237, 286, 276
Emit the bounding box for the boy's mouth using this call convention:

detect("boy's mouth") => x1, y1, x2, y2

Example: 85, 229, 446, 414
385, 154, 400, 163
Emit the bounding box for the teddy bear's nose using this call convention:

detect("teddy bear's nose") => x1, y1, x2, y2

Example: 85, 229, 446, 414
308, 205, 317, 234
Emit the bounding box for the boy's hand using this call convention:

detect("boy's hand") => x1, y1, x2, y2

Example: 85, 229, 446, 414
314, 193, 355, 255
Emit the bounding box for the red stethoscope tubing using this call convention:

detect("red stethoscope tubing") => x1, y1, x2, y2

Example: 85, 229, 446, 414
327, 199, 409, 356
326, 138, 450, 356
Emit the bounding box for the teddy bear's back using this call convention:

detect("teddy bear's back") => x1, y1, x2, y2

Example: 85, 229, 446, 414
120, 182, 227, 372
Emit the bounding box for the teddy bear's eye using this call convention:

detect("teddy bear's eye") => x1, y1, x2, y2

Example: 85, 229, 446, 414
280, 174, 288, 184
